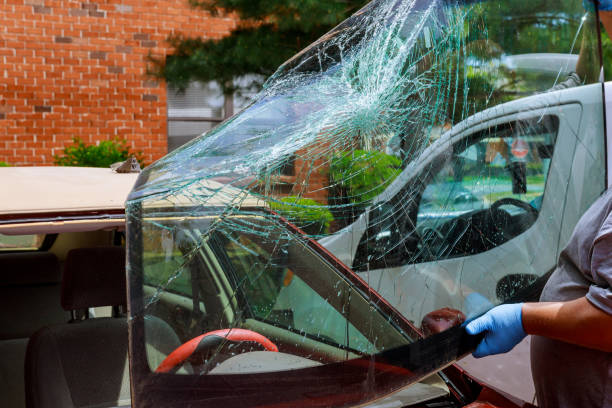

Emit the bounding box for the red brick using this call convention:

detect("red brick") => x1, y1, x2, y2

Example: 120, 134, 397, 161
89, 50, 106, 59
115, 45, 132, 53
0, 1, 237, 165
55, 36, 73, 43
32, 5, 51, 14
69, 8, 88, 17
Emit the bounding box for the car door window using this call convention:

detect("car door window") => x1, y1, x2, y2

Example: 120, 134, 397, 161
415, 116, 558, 262
218, 231, 377, 354
138, 214, 412, 372
352, 116, 559, 270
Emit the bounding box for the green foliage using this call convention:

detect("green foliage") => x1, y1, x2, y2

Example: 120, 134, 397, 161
0, 161, 9, 167
151, 0, 368, 92
443, 0, 601, 123
329, 150, 402, 205
269, 196, 333, 235
473, 0, 587, 55
54, 137, 143, 168
602, 28, 612, 81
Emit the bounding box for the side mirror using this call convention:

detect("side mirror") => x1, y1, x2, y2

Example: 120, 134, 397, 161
420, 308, 466, 337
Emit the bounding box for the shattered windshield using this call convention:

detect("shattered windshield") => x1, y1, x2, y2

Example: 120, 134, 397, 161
127, 0, 605, 406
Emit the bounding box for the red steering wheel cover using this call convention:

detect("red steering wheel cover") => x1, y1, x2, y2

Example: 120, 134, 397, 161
156, 328, 278, 373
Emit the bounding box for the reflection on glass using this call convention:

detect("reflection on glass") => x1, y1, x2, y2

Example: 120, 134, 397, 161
141, 214, 411, 375
415, 117, 558, 261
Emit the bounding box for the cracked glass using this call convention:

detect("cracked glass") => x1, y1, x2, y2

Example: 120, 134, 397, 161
126, 0, 606, 407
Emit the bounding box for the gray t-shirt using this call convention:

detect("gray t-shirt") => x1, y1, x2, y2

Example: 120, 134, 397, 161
531, 188, 612, 408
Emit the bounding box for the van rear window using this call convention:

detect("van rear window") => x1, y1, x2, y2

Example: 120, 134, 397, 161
0, 234, 46, 251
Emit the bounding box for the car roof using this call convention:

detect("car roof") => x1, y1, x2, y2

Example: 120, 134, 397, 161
0, 167, 139, 216
0, 167, 138, 235
0, 167, 266, 235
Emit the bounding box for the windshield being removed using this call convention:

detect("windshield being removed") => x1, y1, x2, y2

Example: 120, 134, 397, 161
127, 0, 605, 406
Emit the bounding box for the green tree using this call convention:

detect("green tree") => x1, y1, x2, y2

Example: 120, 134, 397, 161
329, 150, 402, 205
269, 196, 333, 235
150, 0, 368, 92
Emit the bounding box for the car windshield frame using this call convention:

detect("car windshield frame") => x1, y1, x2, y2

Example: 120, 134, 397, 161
127, 205, 482, 407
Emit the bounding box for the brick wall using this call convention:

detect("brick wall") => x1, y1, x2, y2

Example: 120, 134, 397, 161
0, 0, 237, 165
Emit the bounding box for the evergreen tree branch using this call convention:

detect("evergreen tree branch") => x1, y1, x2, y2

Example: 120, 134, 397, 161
149, 0, 368, 92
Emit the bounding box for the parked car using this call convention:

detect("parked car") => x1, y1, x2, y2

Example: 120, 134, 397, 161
0, 166, 521, 408
317, 83, 608, 401
321, 83, 605, 325
0, 166, 139, 408
125, 0, 611, 407
6, 0, 612, 407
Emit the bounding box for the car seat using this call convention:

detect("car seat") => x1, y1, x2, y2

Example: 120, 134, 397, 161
0, 252, 70, 408
24, 247, 131, 408
24, 246, 185, 408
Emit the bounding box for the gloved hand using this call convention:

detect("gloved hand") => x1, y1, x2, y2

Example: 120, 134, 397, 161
465, 303, 526, 358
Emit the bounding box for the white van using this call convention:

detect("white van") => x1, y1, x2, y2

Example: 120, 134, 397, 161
320, 83, 607, 327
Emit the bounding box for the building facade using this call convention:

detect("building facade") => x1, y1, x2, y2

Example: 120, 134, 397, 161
0, 0, 237, 165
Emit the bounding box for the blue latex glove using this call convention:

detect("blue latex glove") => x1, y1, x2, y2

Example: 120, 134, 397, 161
465, 303, 526, 358
584, 0, 612, 11
602, 0, 612, 10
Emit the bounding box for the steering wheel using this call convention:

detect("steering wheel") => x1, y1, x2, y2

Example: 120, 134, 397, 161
490, 197, 538, 224
156, 328, 278, 373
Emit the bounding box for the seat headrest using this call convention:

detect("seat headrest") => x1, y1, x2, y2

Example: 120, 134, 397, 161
61, 247, 127, 310
0, 252, 60, 286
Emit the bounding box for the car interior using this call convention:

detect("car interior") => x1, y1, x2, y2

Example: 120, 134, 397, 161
139, 214, 413, 371
128, 213, 459, 407
0, 230, 149, 408
0, 223, 452, 408
0, 250, 69, 408
24, 246, 131, 408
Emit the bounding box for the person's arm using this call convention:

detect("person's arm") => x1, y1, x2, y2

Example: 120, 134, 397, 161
467, 197, 612, 358
522, 297, 612, 352
465, 298, 612, 358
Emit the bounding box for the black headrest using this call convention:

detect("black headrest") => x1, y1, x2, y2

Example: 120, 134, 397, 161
61, 247, 127, 310
0, 252, 60, 286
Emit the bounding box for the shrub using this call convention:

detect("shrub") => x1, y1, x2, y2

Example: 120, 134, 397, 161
54, 137, 143, 168
0, 161, 9, 167
269, 196, 333, 236
329, 150, 402, 206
